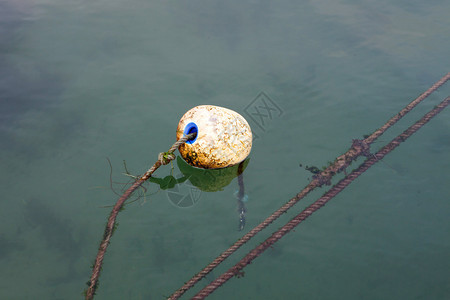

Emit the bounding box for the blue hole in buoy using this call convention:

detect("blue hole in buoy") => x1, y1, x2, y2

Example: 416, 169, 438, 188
183, 122, 198, 144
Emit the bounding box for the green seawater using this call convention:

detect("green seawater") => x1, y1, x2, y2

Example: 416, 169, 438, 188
1, 1, 449, 299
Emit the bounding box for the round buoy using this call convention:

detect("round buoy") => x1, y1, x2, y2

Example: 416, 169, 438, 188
176, 105, 252, 169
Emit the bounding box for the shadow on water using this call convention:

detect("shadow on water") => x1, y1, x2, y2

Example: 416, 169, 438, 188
23, 198, 85, 286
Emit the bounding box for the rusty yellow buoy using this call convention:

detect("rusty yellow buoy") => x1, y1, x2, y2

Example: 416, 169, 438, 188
176, 105, 252, 169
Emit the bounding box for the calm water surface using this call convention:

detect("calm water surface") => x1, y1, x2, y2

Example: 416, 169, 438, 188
1, 0, 449, 299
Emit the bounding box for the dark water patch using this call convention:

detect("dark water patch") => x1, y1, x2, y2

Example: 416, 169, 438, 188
23, 198, 84, 285
0, 1, 31, 53
0, 1, 68, 160
150, 233, 167, 273
24, 199, 78, 255
169, 1, 245, 51
0, 105, 83, 164
0, 234, 24, 260
0, 61, 65, 124
429, 132, 450, 154
0, 0, 62, 121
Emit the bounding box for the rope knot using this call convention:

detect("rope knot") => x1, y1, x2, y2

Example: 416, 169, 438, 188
158, 151, 176, 165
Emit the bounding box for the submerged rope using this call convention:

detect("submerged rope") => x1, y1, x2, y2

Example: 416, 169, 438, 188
85, 132, 196, 300
237, 162, 247, 231
193, 96, 450, 298
168, 73, 450, 299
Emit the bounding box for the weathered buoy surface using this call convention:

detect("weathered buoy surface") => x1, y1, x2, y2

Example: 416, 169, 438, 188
177, 105, 252, 169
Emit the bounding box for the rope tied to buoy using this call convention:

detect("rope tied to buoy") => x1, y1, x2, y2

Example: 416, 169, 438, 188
84, 73, 449, 299
85, 132, 196, 300
158, 152, 176, 165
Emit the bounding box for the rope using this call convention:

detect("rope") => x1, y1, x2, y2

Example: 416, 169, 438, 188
85, 132, 196, 300
167, 73, 450, 299
193, 96, 450, 299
